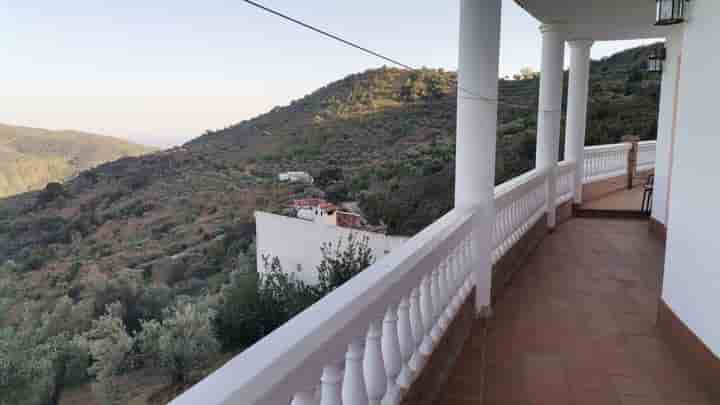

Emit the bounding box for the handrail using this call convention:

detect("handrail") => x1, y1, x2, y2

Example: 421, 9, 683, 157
171, 208, 480, 405
584, 142, 632, 152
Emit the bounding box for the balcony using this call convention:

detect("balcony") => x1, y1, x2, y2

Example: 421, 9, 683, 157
166, 138, 718, 405
442, 218, 711, 405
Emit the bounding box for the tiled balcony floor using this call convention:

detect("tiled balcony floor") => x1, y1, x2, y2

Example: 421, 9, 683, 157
439, 218, 712, 405
581, 187, 647, 211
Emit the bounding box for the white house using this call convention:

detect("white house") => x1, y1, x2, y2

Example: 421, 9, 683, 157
254, 211, 408, 284
278, 171, 314, 183
173, 1, 720, 404
296, 201, 336, 223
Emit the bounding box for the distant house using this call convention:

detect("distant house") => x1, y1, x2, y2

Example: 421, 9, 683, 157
278, 171, 314, 184
292, 198, 327, 209
297, 201, 337, 223
334, 211, 363, 229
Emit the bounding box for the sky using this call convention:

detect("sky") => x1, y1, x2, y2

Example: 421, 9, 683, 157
0, 0, 660, 148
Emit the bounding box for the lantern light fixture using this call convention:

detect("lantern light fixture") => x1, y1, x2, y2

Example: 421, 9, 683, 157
655, 0, 689, 26
648, 47, 667, 73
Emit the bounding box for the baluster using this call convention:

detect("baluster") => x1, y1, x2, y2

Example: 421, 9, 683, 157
440, 259, 454, 328
419, 275, 435, 356
320, 365, 342, 405
430, 268, 443, 341
452, 253, 462, 305
431, 269, 442, 322
343, 339, 368, 405
436, 264, 450, 332
381, 305, 401, 404
292, 390, 319, 405
364, 321, 386, 405
464, 238, 474, 295
408, 287, 425, 374
396, 297, 414, 388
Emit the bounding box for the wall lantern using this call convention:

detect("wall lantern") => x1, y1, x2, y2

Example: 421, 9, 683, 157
648, 47, 666, 73
655, 0, 688, 26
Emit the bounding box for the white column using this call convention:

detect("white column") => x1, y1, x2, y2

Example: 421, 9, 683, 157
536, 24, 566, 227
653, 28, 684, 225
454, 0, 501, 314
564, 40, 593, 204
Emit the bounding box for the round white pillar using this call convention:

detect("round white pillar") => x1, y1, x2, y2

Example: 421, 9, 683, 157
564, 40, 594, 204
454, 0, 501, 210
454, 0, 501, 314
536, 24, 566, 228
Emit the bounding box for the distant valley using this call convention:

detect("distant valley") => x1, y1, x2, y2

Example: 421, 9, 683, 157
0, 123, 155, 198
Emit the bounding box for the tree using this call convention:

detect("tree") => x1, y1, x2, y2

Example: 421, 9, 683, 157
316, 233, 375, 294
137, 301, 219, 385
79, 303, 133, 405
213, 260, 316, 351
0, 296, 92, 405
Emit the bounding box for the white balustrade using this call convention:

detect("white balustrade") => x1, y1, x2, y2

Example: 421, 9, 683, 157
582, 142, 632, 183
636, 140, 657, 172
492, 167, 550, 264
555, 161, 576, 205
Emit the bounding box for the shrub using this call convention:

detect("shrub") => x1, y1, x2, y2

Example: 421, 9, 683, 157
137, 301, 220, 384
213, 262, 315, 351
316, 234, 375, 295
79, 303, 134, 405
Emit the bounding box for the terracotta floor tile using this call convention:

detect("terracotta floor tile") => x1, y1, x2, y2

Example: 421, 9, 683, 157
436, 218, 712, 405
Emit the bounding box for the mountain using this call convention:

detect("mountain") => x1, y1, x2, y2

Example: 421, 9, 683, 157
0, 123, 154, 198
0, 43, 662, 404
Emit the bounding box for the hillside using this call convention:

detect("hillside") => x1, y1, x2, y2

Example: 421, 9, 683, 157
0, 43, 662, 404
0, 123, 154, 198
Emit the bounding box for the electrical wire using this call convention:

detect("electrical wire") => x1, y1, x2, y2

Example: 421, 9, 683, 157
241, 0, 537, 111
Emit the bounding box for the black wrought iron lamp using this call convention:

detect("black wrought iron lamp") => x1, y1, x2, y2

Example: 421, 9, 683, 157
655, 0, 688, 26
648, 47, 667, 73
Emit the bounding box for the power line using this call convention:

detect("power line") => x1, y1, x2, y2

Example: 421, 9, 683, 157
241, 0, 414, 70
241, 0, 537, 111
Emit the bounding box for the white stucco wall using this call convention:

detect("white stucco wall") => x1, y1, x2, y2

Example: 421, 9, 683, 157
661, 0, 720, 356
652, 28, 684, 225
254, 211, 408, 285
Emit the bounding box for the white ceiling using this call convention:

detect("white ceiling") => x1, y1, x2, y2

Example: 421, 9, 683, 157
514, 0, 672, 40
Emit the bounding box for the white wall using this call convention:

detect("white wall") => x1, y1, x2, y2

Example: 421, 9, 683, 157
652, 28, 683, 225
254, 211, 408, 284
661, 0, 720, 356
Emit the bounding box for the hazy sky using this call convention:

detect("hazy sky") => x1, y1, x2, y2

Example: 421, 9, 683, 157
0, 0, 660, 148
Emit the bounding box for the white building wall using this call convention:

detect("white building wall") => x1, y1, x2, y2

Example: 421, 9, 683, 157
652, 28, 684, 225
661, 0, 720, 356
254, 211, 408, 285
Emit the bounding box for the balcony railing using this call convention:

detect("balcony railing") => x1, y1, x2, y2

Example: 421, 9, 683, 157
637, 140, 658, 172
170, 141, 656, 405
583, 142, 632, 183
583, 140, 657, 184
492, 167, 549, 264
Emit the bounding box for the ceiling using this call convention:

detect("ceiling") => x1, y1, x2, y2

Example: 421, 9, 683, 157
514, 0, 672, 40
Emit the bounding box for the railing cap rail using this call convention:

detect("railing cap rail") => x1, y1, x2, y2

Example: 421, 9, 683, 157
584, 142, 632, 152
